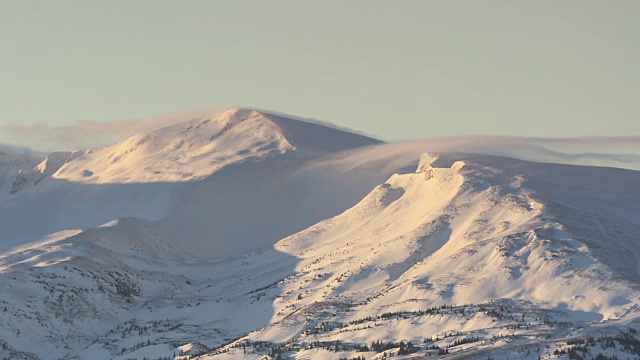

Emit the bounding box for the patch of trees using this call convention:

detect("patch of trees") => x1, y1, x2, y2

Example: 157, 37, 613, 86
447, 336, 480, 348
369, 340, 418, 354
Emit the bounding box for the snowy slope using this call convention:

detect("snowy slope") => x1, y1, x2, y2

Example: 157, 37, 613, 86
0, 152, 40, 199
52, 108, 382, 184
2, 151, 640, 359
0, 109, 382, 255
0, 219, 207, 359
52, 109, 295, 184
0, 109, 639, 359
199, 153, 640, 359
275, 153, 640, 320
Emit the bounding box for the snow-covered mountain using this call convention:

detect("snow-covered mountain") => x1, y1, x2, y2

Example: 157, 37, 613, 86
191, 153, 640, 360
0, 109, 382, 255
52, 109, 379, 184
1, 108, 640, 360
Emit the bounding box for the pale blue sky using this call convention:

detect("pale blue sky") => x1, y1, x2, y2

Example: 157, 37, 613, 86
1, 1, 639, 149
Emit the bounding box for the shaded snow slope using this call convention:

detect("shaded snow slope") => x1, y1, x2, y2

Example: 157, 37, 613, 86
262, 111, 384, 153
0, 219, 216, 359
0, 153, 40, 199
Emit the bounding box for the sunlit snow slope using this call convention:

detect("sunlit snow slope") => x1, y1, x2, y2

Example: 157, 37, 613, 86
201, 153, 640, 360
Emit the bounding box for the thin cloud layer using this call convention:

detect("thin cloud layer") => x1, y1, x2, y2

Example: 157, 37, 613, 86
2, 107, 229, 152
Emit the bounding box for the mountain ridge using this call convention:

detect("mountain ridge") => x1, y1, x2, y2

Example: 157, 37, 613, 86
48, 108, 381, 185
0, 109, 386, 257
0, 109, 639, 359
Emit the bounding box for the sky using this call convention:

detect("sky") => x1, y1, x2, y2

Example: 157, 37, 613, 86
1, 1, 639, 151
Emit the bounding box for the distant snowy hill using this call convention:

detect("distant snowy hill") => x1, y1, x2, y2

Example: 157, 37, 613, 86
0, 108, 639, 360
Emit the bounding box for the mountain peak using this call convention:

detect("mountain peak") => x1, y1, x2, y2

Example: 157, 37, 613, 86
50, 109, 381, 184
219, 107, 262, 118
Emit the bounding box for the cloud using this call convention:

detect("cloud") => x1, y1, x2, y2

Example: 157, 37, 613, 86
0, 143, 45, 156
2, 107, 230, 152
